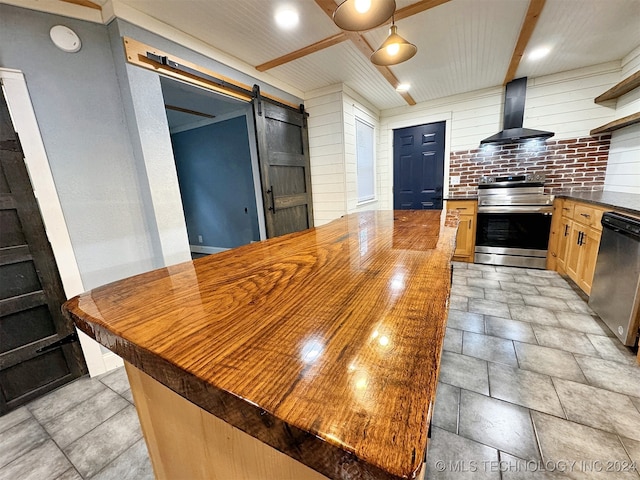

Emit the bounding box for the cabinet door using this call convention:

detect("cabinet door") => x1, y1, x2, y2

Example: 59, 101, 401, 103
455, 215, 473, 258
546, 199, 564, 270
448, 200, 476, 262
578, 227, 601, 295
565, 222, 582, 283
556, 217, 572, 272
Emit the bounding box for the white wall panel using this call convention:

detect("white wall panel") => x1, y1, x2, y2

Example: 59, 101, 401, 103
605, 124, 640, 193
604, 50, 640, 194
306, 89, 346, 226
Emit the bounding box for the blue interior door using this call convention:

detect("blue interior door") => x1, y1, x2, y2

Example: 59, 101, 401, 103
393, 121, 445, 210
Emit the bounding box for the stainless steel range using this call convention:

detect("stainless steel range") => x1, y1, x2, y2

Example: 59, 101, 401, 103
474, 173, 553, 269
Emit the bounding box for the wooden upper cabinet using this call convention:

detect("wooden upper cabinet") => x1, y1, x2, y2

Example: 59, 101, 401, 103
448, 200, 477, 262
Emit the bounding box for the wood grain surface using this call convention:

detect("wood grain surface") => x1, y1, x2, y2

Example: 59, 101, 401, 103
63, 210, 459, 480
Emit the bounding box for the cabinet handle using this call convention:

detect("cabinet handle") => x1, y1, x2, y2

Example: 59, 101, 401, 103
563, 207, 570, 211
468, 220, 471, 230
577, 231, 582, 245
580, 213, 591, 218
564, 225, 569, 236
456, 207, 468, 210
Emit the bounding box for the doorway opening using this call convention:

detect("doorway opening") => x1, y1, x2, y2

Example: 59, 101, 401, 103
393, 121, 446, 210
160, 77, 265, 259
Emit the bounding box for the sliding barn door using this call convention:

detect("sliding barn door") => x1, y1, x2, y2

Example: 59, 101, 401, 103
0, 86, 86, 414
252, 94, 314, 238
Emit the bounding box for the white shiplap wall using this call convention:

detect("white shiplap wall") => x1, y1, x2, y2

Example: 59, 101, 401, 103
306, 85, 381, 225
605, 125, 640, 193
306, 87, 346, 226
342, 86, 381, 214
604, 46, 640, 194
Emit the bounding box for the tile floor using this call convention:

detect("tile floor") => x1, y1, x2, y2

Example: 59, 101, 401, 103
428, 262, 640, 479
0, 367, 152, 480
1, 262, 639, 479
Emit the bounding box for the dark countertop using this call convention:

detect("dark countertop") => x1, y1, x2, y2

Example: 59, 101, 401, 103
554, 191, 640, 215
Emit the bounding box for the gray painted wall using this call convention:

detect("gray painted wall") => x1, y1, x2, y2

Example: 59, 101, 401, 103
0, 4, 158, 290
0, 5, 304, 290
171, 116, 260, 248
113, 19, 302, 107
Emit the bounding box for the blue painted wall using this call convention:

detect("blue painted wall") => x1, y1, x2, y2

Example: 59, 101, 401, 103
171, 116, 260, 248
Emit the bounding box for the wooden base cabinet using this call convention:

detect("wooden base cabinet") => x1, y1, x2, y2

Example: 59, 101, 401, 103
448, 200, 477, 263
548, 199, 606, 295
547, 199, 565, 270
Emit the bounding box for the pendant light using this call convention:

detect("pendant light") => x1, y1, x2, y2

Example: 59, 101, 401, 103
333, 0, 396, 32
370, 19, 417, 66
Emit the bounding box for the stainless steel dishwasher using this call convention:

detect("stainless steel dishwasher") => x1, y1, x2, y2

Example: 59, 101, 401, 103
589, 212, 640, 346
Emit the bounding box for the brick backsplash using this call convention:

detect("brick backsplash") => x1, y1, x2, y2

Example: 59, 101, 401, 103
448, 134, 611, 196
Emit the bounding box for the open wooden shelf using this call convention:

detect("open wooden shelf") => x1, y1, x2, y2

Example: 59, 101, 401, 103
590, 111, 640, 135
595, 70, 640, 103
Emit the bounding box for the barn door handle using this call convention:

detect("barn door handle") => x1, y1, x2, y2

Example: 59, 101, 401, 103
267, 186, 276, 214
36, 331, 79, 353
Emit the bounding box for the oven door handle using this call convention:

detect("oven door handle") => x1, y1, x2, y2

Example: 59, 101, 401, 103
477, 206, 553, 214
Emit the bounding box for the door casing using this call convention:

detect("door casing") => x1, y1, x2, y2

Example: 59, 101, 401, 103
386, 113, 452, 210
0, 69, 108, 377
393, 121, 446, 210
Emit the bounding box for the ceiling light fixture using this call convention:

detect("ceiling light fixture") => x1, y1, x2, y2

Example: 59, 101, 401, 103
528, 47, 551, 61
370, 19, 417, 66
395, 83, 410, 92
333, 0, 396, 31
275, 8, 299, 30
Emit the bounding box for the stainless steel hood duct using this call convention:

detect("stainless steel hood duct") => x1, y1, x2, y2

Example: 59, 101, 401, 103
480, 77, 554, 145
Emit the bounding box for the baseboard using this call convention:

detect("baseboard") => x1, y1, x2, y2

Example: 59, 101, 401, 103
189, 245, 230, 254
103, 351, 124, 371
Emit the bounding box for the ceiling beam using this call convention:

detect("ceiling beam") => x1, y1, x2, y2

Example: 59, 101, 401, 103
394, 0, 451, 21
503, 0, 546, 84
344, 32, 416, 105
310, 0, 426, 106
59, 0, 102, 10
256, 0, 453, 105
255, 33, 348, 72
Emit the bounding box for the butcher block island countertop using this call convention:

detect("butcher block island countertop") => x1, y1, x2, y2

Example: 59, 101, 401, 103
63, 209, 459, 480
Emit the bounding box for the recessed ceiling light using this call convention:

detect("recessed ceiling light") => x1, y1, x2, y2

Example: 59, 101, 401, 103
275, 8, 299, 30
395, 83, 410, 92
529, 47, 551, 61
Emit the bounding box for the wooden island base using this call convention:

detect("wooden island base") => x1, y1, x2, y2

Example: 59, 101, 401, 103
126, 362, 425, 480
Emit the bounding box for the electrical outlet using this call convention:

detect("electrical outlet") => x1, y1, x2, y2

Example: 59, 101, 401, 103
198, 235, 203, 243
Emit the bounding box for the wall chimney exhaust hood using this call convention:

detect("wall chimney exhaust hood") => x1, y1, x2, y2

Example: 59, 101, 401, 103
480, 77, 554, 145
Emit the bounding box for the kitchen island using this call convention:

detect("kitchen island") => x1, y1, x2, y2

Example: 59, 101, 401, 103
63, 209, 459, 480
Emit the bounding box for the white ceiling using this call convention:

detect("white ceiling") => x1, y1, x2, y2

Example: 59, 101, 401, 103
25, 0, 640, 110
160, 76, 247, 129
114, 0, 640, 110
